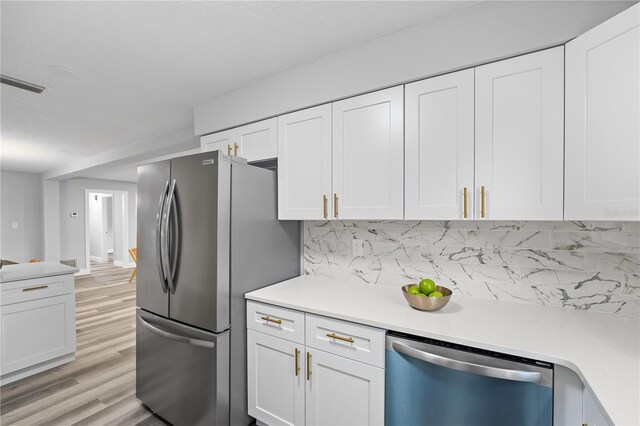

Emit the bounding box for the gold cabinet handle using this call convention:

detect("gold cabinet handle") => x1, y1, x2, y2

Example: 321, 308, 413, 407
463, 187, 468, 219
295, 348, 300, 376
234, 143, 239, 156
22, 285, 48, 292
333, 194, 338, 218
306, 351, 311, 381
326, 333, 354, 343
323, 195, 328, 219
260, 316, 282, 325
227, 145, 231, 156
481, 186, 486, 218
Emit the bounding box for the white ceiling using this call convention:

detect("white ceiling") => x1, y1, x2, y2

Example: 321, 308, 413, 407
0, 1, 476, 175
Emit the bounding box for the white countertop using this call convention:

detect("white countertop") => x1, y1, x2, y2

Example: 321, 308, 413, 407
1, 261, 78, 283
246, 275, 639, 426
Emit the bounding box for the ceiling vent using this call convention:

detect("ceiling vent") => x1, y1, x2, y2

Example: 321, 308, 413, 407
0, 74, 46, 94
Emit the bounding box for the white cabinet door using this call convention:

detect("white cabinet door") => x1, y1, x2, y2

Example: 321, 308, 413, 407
247, 330, 305, 426
405, 69, 475, 220
475, 47, 564, 220
278, 105, 332, 220
565, 4, 640, 221
236, 118, 278, 162
332, 86, 404, 219
306, 349, 384, 426
1, 294, 76, 375
201, 129, 234, 155
583, 387, 613, 426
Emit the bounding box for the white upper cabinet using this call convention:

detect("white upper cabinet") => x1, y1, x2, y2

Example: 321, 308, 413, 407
565, 4, 640, 221
278, 105, 332, 220
201, 129, 234, 156
202, 118, 277, 162
405, 69, 475, 220
475, 47, 564, 220
332, 86, 404, 220
236, 118, 278, 162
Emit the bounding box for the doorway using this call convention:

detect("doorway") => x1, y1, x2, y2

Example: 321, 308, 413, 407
84, 189, 132, 274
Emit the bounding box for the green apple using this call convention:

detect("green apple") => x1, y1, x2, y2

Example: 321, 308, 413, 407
428, 291, 444, 298
418, 278, 436, 295
415, 292, 427, 297
407, 285, 420, 295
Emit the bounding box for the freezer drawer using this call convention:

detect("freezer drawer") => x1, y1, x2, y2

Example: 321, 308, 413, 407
136, 309, 230, 426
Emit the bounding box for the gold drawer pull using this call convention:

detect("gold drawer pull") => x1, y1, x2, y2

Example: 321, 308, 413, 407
261, 316, 282, 325
481, 185, 486, 218
295, 348, 300, 376
326, 332, 354, 343
307, 351, 311, 381
227, 145, 231, 156
234, 143, 239, 156
334, 194, 338, 218
23, 285, 49, 292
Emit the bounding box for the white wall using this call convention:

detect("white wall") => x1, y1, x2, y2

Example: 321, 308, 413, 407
0, 171, 44, 263
194, 1, 636, 135
42, 179, 60, 261
60, 178, 136, 271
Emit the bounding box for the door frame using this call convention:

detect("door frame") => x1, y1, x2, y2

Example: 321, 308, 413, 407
84, 188, 131, 274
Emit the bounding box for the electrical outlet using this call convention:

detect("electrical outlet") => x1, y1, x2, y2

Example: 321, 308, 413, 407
11, 222, 18, 230
352, 239, 365, 256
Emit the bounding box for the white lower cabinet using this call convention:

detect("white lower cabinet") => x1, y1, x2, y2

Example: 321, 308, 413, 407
247, 330, 305, 426
247, 302, 385, 426
305, 349, 384, 426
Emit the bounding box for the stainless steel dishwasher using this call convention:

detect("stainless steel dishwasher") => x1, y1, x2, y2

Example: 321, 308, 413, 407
385, 332, 553, 426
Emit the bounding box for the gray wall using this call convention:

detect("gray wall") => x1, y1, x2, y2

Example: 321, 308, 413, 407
1, 171, 44, 263
194, 1, 635, 135
59, 178, 137, 271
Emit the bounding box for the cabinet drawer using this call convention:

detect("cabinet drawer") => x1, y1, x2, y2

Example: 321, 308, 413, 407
247, 301, 305, 344
1, 274, 74, 306
305, 314, 385, 368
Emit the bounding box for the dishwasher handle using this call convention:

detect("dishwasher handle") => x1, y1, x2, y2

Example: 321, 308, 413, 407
392, 341, 541, 384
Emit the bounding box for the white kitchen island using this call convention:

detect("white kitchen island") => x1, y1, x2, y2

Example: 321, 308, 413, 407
0, 261, 77, 385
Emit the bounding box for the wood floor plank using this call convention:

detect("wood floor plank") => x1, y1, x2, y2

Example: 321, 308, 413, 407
0, 261, 164, 425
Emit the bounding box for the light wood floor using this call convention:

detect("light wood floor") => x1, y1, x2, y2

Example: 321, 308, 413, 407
0, 261, 167, 426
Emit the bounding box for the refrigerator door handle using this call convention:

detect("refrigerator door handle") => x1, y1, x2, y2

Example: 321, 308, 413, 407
156, 180, 169, 293
138, 315, 215, 349
391, 341, 542, 383
161, 179, 177, 294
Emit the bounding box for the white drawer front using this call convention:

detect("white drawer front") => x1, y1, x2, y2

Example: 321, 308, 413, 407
247, 301, 305, 344
305, 314, 385, 368
1, 274, 74, 306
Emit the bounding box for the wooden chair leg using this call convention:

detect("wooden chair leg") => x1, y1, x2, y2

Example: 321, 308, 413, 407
129, 267, 137, 283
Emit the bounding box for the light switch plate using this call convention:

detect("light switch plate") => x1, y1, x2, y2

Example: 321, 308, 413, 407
352, 239, 365, 256
11, 222, 18, 229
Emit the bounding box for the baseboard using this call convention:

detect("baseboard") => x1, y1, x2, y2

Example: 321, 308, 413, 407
113, 260, 124, 267
107, 249, 114, 254
75, 268, 90, 276
90, 255, 106, 263
125, 262, 136, 268
0, 353, 75, 386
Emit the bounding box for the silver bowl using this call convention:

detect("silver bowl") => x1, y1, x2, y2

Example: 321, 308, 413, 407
402, 284, 452, 311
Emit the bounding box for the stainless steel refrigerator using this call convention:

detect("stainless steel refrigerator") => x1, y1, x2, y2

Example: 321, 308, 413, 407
135, 151, 300, 426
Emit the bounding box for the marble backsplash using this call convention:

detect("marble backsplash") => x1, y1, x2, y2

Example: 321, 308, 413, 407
303, 220, 640, 317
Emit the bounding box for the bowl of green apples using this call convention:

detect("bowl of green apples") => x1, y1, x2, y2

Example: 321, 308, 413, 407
402, 278, 452, 311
